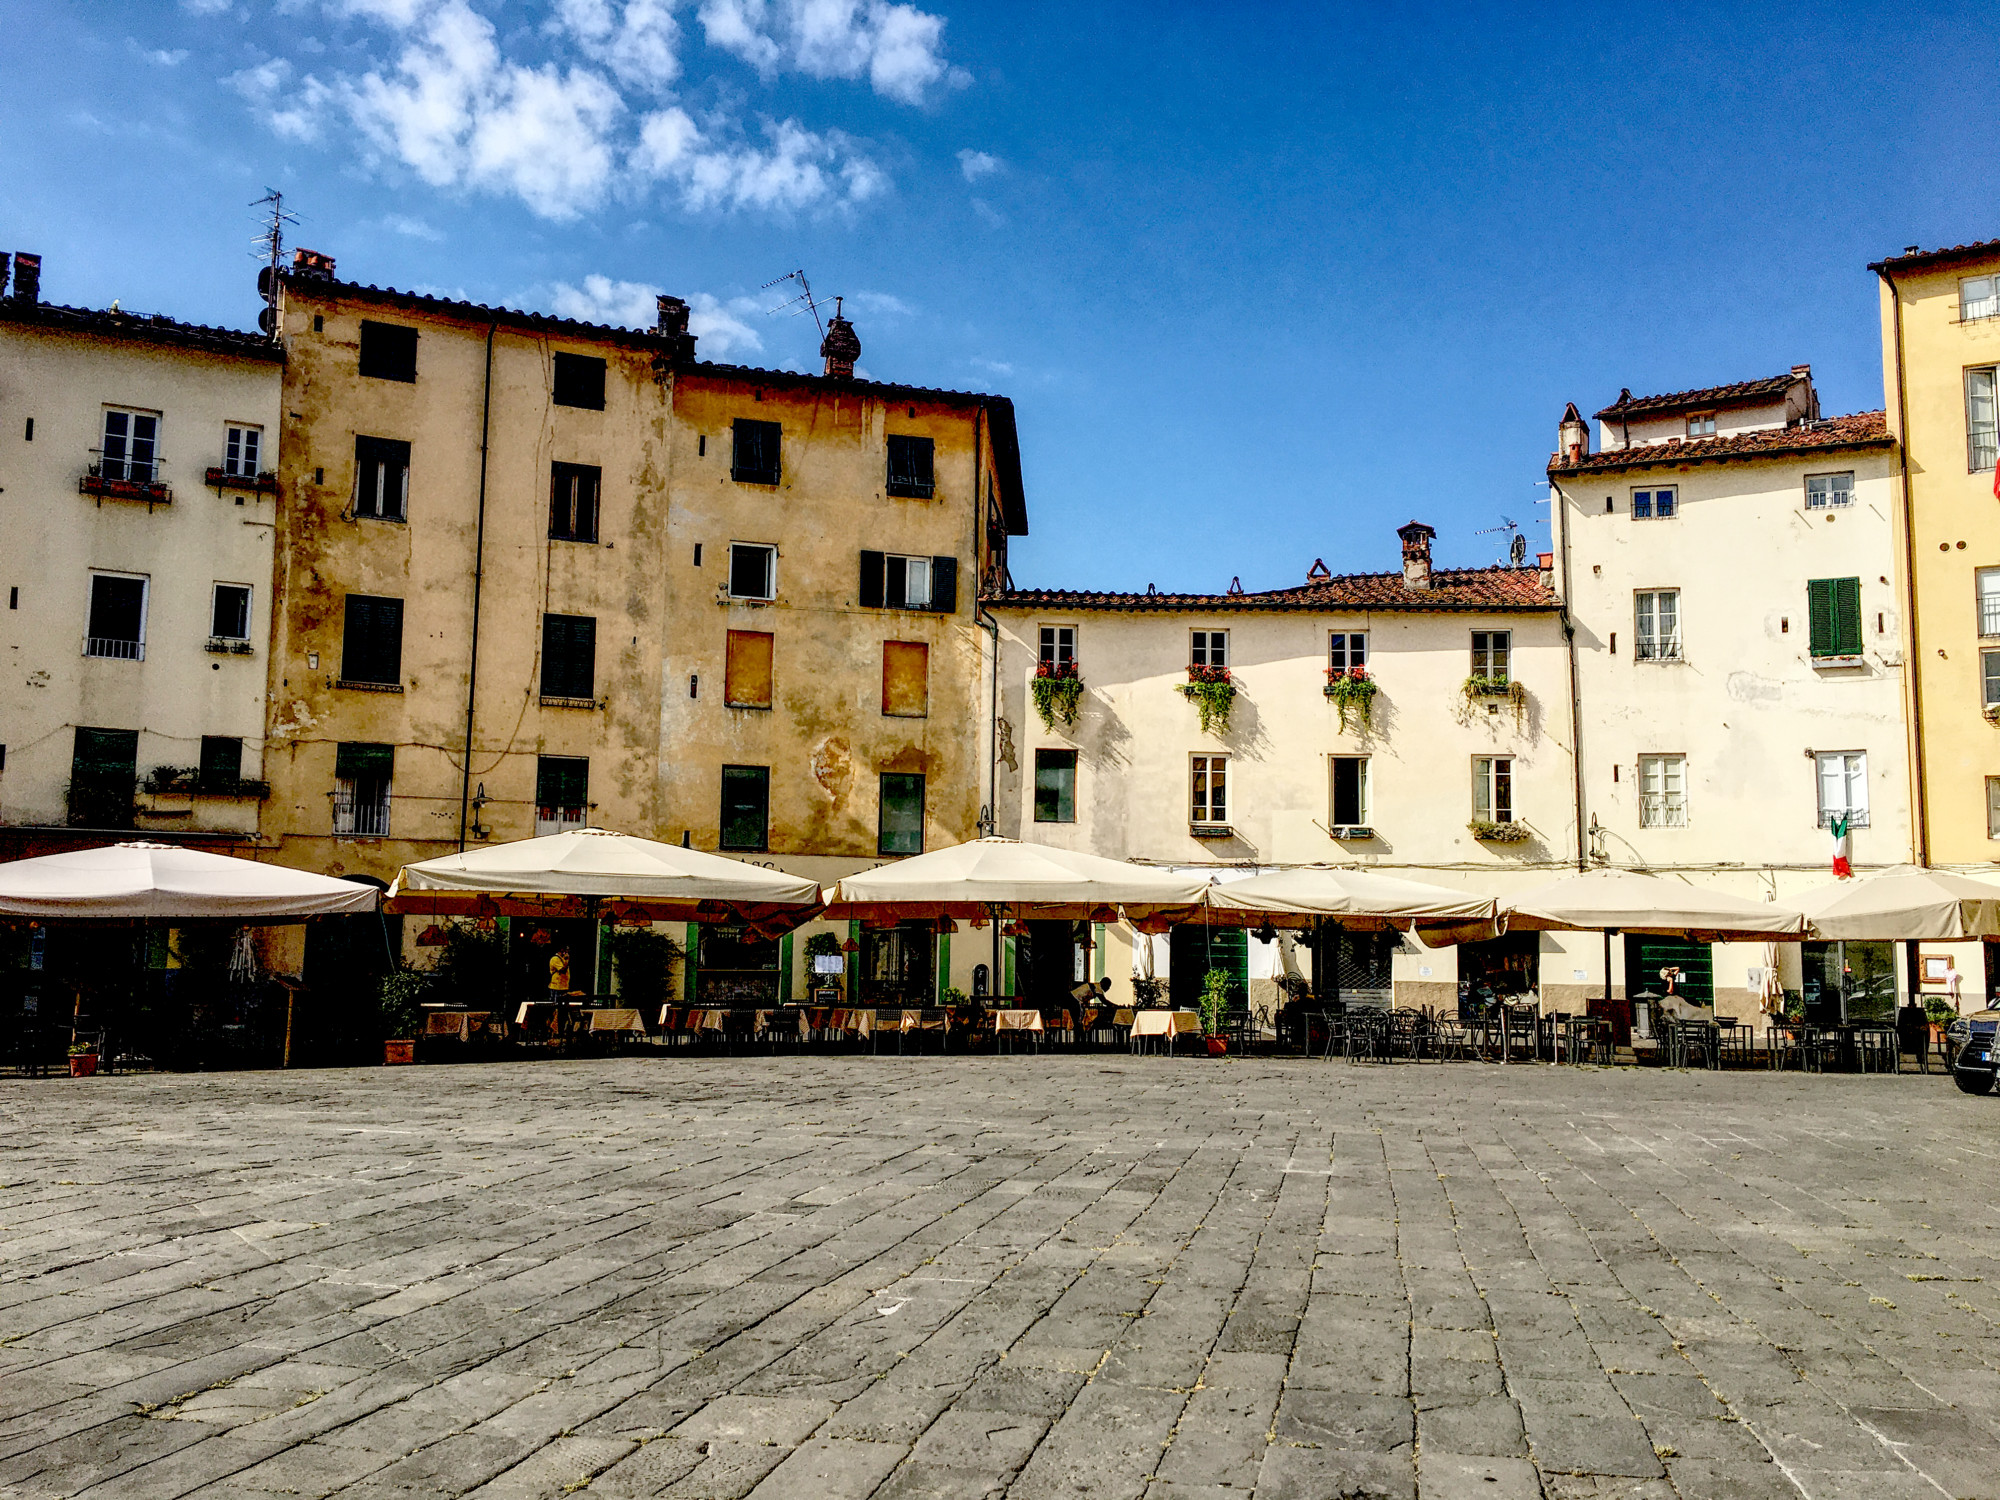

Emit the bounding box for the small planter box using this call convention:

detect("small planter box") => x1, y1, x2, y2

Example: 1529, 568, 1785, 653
69, 1053, 98, 1078
383, 1039, 416, 1066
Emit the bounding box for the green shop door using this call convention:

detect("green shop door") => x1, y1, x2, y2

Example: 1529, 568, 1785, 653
1624, 936, 1713, 1009
1170, 926, 1247, 1013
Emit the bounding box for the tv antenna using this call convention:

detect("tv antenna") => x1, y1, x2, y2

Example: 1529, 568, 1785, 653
760, 269, 826, 336
1476, 516, 1528, 567
251, 188, 297, 337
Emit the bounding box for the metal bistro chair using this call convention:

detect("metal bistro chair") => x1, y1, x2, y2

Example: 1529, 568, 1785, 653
1853, 1025, 1900, 1075
1768, 1020, 1813, 1071
1388, 1007, 1430, 1061
1500, 1003, 1539, 1063
1669, 1017, 1720, 1070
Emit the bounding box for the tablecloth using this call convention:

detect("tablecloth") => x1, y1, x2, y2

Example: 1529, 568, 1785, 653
993, 1009, 1044, 1032
585, 1007, 645, 1035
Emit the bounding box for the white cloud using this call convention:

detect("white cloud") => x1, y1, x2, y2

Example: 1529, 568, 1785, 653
135, 41, 190, 65
380, 213, 443, 240
970, 196, 1005, 228
551, 0, 681, 91
230, 58, 335, 142
697, 0, 965, 104
180, 0, 233, 13
546, 275, 767, 359
957, 148, 1000, 181
634, 108, 884, 214
686, 291, 766, 358
848, 290, 911, 316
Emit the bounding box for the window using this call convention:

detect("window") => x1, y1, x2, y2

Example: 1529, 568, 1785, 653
340, 594, 404, 686
85, 573, 147, 660
198, 735, 242, 789
859, 552, 958, 612
1979, 570, 2000, 638
1034, 748, 1077, 823
549, 461, 601, 543
1634, 590, 1681, 661
886, 434, 935, 498
1470, 630, 1511, 683
1039, 625, 1076, 667
1473, 756, 1513, 824
1638, 753, 1687, 828
724, 629, 774, 709
1965, 276, 1999, 323
1328, 632, 1368, 672
99, 408, 158, 483
729, 542, 776, 600
357, 320, 418, 382
535, 755, 589, 836
1191, 754, 1228, 826
882, 640, 929, 717
1969, 368, 1998, 472
1687, 414, 1716, 437
879, 772, 926, 855
69, 727, 138, 828
1190, 630, 1229, 668
353, 436, 410, 521
1631, 486, 1677, 520
551, 352, 606, 410
1805, 472, 1854, 510
731, 418, 781, 484
720, 766, 770, 850
540, 614, 597, 702
210, 583, 251, 641
332, 742, 393, 836
1989, 777, 2000, 841
1806, 577, 1863, 660
222, 424, 262, 478
1816, 751, 1868, 829
1330, 756, 1369, 827
1983, 649, 2000, 711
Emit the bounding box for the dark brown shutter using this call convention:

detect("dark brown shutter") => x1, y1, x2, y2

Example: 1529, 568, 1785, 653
930, 556, 957, 614
859, 551, 885, 607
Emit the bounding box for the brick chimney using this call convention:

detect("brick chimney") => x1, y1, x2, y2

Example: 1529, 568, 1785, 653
1398, 520, 1436, 591
291, 248, 336, 279
655, 294, 698, 363
820, 297, 860, 379
1557, 401, 1587, 465
11, 252, 40, 304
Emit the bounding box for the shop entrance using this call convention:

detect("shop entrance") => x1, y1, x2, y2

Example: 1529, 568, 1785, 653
1801, 940, 1896, 1025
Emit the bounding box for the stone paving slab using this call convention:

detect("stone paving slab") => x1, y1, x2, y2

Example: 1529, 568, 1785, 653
3, 1057, 1997, 1499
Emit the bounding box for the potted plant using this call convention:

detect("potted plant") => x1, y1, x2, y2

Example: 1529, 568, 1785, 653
68, 1042, 98, 1078
1178, 663, 1237, 735
1924, 995, 1958, 1044
376, 966, 431, 1065
1462, 675, 1528, 726
1468, 820, 1533, 844
1199, 968, 1233, 1055
1324, 665, 1379, 732
1031, 659, 1084, 732
1131, 975, 1167, 1008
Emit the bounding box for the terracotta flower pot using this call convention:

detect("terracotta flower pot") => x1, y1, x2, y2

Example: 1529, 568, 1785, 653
1206, 1036, 1228, 1057
69, 1053, 98, 1078
383, 1039, 416, 1066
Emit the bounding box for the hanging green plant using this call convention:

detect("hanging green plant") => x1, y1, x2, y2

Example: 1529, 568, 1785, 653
1031, 659, 1084, 732
1461, 675, 1527, 726
1324, 666, 1379, 732
1178, 663, 1237, 735
1468, 819, 1532, 844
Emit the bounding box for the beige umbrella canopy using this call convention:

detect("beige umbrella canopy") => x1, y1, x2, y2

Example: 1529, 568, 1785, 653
1205, 866, 1498, 935
1793, 865, 2000, 941
0, 841, 379, 921
386, 827, 822, 932
1502, 867, 1807, 940
822, 837, 1209, 922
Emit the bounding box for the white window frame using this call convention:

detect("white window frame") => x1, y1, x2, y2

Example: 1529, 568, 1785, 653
1815, 750, 1868, 829
1988, 776, 2000, 841
99, 407, 160, 483
83, 570, 149, 661
210, 582, 252, 642
222, 423, 262, 478
1634, 589, 1682, 662
1631, 485, 1677, 520
1982, 648, 2000, 711
1964, 275, 1999, 323
1969, 367, 1998, 473
1329, 755, 1370, 828
1470, 630, 1511, 683
1638, 753, 1688, 828
1328, 631, 1369, 672
886, 553, 932, 609
727, 541, 777, 601
1473, 756, 1513, 824
1038, 624, 1076, 667
1190, 629, 1229, 668
1191, 753, 1229, 826
332, 772, 392, 837
1804, 471, 1854, 510
1977, 569, 2000, 639
1686, 413, 1716, 437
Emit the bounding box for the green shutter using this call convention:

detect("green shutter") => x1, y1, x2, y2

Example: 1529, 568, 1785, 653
1834, 577, 1863, 655
1806, 579, 1836, 656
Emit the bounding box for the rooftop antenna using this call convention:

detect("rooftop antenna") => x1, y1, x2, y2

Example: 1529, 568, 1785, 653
251, 188, 297, 337
1475, 516, 1526, 567
760, 269, 826, 337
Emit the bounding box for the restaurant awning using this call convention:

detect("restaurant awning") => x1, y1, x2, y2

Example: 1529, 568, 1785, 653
1793, 865, 2000, 941
1203, 866, 1499, 936
1500, 867, 1807, 941
0, 841, 380, 921
822, 837, 1209, 923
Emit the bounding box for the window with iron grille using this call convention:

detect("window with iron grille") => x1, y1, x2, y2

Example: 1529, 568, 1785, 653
1190, 630, 1229, 668
1191, 754, 1228, 825
1472, 756, 1513, 823
879, 772, 926, 855
1034, 749, 1076, 823
353, 435, 409, 520
731, 419, 781, 484
85, 573, 147, 660
535, 755, 589, 836
886, 434, 935, 498
1969, 368, 1998, 473
357, 320, 418, 382
1978, 569, 2000, 639
1983, 649, 2000, 711
340, 594, 404, 685
720, 765, 770, 851
1686, 414, 1716, 437
1634, 590, 1681, 661
210, 583, 251, 642
551, 352, 606, 410
540, 614, 596, 702
333, 742, 393, 836
549, 461, 600, 543
1805, 472, 1853, 510
1965, 276, 1999, 323
1639, 753, 1687, 828
1470, 630, 1510, 683
99, 408, 158, 483
222, 424, 262, 478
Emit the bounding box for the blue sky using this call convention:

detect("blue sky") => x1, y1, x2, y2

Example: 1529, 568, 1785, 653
5, 1, 1998, 591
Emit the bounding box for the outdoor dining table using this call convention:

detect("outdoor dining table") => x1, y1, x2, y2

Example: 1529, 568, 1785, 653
584, 1007, 645, 1036
1129, 1009, 1202, 1054
421, 1009, 496, 1041
991, 1008, 1044, 1053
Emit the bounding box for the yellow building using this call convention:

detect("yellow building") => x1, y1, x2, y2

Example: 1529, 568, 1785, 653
265, 251, 1025, 1005
1874, 239, 2000, 870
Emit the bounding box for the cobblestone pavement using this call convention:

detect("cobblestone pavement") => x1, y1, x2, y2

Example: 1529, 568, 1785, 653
3, 1058, 1998, 1500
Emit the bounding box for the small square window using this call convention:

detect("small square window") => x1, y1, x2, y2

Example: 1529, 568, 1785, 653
211, 583, 252, 641
1964, 276, 1999, 323
1190, 630, 1229, 668
1039, 625, 1076, 667
223, 424, 262, 477
1470, 630, 1511, 684
199, 735, 242, 788
1805, 472, 1853, 510
551, 352, 606, 410
1632, 487, 1676, 520
1687, 414, 1715, 437
729, 542, 776, 600
357, 320, 418, 382
1034, 748, 1077, 823
1328, 632, 1368, 672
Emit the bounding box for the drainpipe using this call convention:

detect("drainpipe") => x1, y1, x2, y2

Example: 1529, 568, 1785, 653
1880, 267, 1929, 868
972, 404, 1002, 989
457, 322, 497, 850
1553, 474, 1588, 871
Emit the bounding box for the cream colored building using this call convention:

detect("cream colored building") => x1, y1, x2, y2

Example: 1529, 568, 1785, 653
0, 252, 282, 853
1551, 367, 1920, 1020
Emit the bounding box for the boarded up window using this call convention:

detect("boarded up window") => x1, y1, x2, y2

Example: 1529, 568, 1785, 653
882, 641, 929, 717
357, 320, 417, 382
725, 629, 774, 708
551, 352, 606, 410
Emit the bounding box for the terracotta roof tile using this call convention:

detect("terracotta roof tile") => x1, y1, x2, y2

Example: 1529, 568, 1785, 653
1869, 237, 2000, 274
1593, 373, 1796, 420
988, 564, 1557, 615
0, 299, 283, 361
1550, 410, 1890, 475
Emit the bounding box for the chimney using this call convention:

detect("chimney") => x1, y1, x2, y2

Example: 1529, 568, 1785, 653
290, 247, 336, 279
11, 252, 40, 303
819, 297, 860, 379
1557, 401, 1588, 465
1537, 551, 1555, 592
1397, 520, 1436, 591
655, 294, 698, 363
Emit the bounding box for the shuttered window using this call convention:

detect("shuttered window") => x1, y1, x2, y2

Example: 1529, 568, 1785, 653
340, 594, 404, 685
549, 462, 600, 542
551, 352, 606, 410
68, 727, 138, 828
540, 614, 597, 701
886, 434, 935, 498
724, 629, 774, 709
882, 640, 929, 717
858, 551, 958, 612
1806, 577, 1863, 659
732, 419, 781, 484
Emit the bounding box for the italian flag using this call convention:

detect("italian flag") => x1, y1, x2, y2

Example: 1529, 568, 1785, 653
1829, 814, 1853, 879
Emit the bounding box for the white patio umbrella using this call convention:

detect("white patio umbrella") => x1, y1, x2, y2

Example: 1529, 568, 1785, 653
386, 827, 821, 932
1502, 868, 1808, 940
1204, 866, 1498, 935
0, 841, 379, 920
1792, 865, 2000, 941
822, 837, 1208, 923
